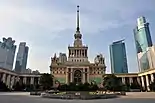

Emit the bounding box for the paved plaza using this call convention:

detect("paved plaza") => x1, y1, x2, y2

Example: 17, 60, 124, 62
0, 92, 155, 103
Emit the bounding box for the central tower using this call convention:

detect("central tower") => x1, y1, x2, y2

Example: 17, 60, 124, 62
50, 5, 106, 85
68, 5, 89, 63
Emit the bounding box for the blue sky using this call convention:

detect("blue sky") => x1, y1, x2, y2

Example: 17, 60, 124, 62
0, 0, 155, 73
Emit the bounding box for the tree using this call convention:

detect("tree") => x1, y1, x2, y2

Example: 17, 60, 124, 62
149, 79, 155, 91
13, 81, 25, 91
0, 81, 9, 91
130, 83, 140, 89
57, 82, 99, 91
40, 73, 53, 90
103, 74, 122, 92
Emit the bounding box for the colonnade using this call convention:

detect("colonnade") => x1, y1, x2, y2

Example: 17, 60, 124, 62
0, 68, 41, 89
116, 69, 155, 91
68, 49, 87, 57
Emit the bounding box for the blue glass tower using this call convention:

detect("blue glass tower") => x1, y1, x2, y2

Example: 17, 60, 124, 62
134, 17, 153, 53
110, 40, 128, 73
133, 17, 153, 72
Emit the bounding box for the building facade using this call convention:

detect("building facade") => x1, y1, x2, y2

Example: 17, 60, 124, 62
50, 6, 106, 85
138, 45, 155, 72
110, 40, 128, 73
134, 17, 153, 72
15, 42, 29, 73
0, 37, 16, 70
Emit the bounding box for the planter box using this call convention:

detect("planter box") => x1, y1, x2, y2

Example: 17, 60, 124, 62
130, 89, 141, 92
30, 92, 41, 95
120, 91, 126, 95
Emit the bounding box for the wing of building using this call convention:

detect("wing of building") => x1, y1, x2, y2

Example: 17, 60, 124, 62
50, 6, 106, 85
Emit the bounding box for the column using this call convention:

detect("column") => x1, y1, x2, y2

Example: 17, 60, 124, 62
137, 77, 141, 86
122, 77, 126, 84
129, 77, 133, 84
150, 74, 154, 83
75, 50, 77, 57
30, 77, 34, 85
38, 77, 40, 85
83, 68, 85, 83
66, 68, 68, 84
141, 76, 145, 90
10, 76, 15, 89
87, 68, 89, 83
2, 73, 6, 83
71, 69, 73, 82
23, 77, 27, 85
145, 75, 150, 91
6, 75, 11, 89
84, 50, 85, 57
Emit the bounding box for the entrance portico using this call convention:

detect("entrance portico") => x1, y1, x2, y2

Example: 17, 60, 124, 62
66, 66, 89, 84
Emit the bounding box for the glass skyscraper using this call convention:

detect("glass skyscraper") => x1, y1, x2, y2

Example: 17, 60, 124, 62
15, 42, 29, 73
0, 37, 16, 70
134, 17, 153, 72
110, 40, 128, 73
134, 16, 153, 53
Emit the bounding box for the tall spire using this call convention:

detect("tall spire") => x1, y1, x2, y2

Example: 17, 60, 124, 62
74, 5, 82, 46
74, 5, 82, 40
76, 5, 80, 31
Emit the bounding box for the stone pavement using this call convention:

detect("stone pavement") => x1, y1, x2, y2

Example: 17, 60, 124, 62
0, 92, 155, 98
0, 92, 30, 96
120, 92, 155, 98
0, 94, 155, 103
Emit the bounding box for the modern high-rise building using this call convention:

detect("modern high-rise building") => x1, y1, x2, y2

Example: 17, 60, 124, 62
15, 42, 29, 73
110, 40, 128, 73
133, 17, 153, 72
134, 16, 153, 53
0, 37, 16, 70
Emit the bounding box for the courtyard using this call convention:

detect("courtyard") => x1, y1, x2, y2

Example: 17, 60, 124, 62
0, 92, 155, 103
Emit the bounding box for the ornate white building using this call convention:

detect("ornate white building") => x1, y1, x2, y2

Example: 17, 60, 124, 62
50, 6, 106, 85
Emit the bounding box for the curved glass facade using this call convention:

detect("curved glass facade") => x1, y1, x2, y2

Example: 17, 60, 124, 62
134, 17, 153, 72
134, 17, 152, 53
139, 52, 150, 71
